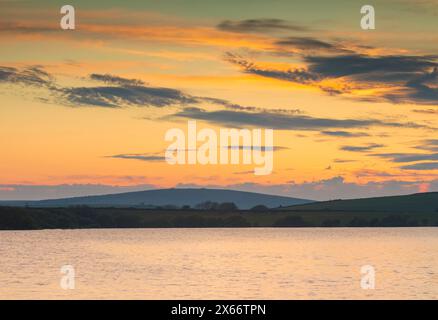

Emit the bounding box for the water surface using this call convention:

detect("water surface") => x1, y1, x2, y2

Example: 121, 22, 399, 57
0, 228, 437, 299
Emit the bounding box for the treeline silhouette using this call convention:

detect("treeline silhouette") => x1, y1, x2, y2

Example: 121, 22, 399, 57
0, 205, 437, 230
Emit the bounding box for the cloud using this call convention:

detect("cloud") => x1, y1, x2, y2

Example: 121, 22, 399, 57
165, 107, 430, 131
400, 162, 438, 170
56, 73, 200, 108
305, 54, 436, 79
225, 47, 438, 105
109, 146, 286, 165
333, 159, 356, 163
401, 67, 438, 105
371, 152, 438, 163
340, 144, 385, 152
274, 36, 350, 53
90, 73, 146, 86
0, 68, 202, 108
229, 53, 437, 88
321, 131, 369, 137
108, 153, 165, 162
416, 139, 438, 152
0, 65, 53, 87
201, 96, 303, 114
226, 145, 288, 151
412, 108, 438, 115
58, 85, 198, 108
2, 68, 302, 111
225, 52, 319, 84
217, 19, 309, 33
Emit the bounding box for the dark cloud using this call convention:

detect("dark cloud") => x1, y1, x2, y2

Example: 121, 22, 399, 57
340, 144, 384, 152
58, 85, 198, 108
225, 52, 319, 83
225, 45, 438, 105
400, 162, 438, 170
371, 138, 438, 168
275, 37, 343, 52
164, 107, 428, 131
371, 152, 438, 163
321, 131, 369, 137
90, 73, 146, 86
402, 67, 438, 104
217, 19, 309, 33
0, 67, 199, 108
0, 65, 53, 87
201, 96, 303, 114
305, 54, 436, 79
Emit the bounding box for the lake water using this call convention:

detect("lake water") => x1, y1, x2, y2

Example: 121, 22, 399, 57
0, 228, 437, 299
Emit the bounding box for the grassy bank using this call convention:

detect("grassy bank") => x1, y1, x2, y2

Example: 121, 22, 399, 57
0, 206, 437, 230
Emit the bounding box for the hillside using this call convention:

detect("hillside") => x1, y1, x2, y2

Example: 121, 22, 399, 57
281, 192, 438, 213
0, 188, 313, 209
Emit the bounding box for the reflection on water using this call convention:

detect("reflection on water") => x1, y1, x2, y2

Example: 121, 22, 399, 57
0, 227, 437, 299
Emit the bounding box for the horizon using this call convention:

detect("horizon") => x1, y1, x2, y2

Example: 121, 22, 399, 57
1, 185, 436, 203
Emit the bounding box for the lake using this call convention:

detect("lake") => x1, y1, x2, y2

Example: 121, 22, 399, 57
0, 227, 437, 299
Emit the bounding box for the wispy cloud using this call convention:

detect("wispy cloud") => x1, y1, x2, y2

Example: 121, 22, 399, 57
90, 73, 146, 86
400, 162, 438, 170
0, 68, 201, 108
371, 152, 438, 163
274, 36, 352, 54
226, 145, 288, 151
225, 52, 319, 84
340, 144, 385, 152
0, 65, 53, 87
164, 107, 432, 131
412, 108, 438, 115
321, 131, 369, 137
108, 153, 165, 162
58, 85, 197, 108
412, 139, 438, 152
217, 19, 309, 33
333, 159, 356, 163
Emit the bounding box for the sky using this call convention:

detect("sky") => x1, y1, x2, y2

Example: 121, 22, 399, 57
0, 0, 437, 201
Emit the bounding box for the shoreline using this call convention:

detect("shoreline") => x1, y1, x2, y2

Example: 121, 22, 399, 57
1, 206, 437, 230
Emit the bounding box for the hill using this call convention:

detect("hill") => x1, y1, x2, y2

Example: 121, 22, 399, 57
0, 188, 313, 209
281, 192, 438, 213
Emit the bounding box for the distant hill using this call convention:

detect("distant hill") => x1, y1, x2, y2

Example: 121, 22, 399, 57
0, 188, 313, 209
281, 192, 438, 213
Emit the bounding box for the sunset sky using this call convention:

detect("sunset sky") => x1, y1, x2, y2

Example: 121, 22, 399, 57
1, 0, 437, 200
